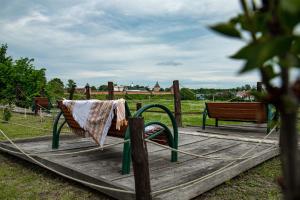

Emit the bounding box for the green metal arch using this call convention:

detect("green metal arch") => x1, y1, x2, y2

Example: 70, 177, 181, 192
52, 111, 63, 149
122, 104, 178, 174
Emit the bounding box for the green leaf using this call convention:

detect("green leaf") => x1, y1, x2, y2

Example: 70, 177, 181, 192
291, 37, 300, 54
281, 0, 300, 15
263, 65, 278, 80
231, 36, 294, 73
210, 22, 241, 38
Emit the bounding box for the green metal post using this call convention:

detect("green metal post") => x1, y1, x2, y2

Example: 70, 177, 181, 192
52, 111, 63, 149
122, 128, 131, 174
202, 106, 207, 130
267, 104, 272, 134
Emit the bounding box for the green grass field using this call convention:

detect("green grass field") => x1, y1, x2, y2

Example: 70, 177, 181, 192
0, 100, 282, 199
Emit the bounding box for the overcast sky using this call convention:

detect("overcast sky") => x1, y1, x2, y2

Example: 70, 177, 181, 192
0, 0, 260, 88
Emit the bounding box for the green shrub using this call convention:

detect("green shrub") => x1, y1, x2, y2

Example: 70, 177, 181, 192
2, 107, 12, 122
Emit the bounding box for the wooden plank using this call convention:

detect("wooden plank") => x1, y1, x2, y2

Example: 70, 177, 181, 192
114, 142, 277, 200
49, 134, 209, 162
0, 146, 134, 200
48, 136, 212, 180
153, 148, 279, 200
0, 128, 280, 200
180, 130, 278, 144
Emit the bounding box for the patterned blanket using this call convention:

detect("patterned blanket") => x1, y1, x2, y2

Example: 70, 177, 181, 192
63, 99, 127, 146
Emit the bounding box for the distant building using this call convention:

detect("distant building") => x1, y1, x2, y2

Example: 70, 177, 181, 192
114, 85, 126, 92
236, 90, 249, 98
236, 90, 255, 100
196, 94, 206, 100
169, 85, 174, 93
153, 81, 161, 92
75, 88, 85, 93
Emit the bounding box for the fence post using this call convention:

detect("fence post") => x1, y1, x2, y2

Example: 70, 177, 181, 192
85, 84, 91, 100
257, 82, 262, 92
136, 102, 142, 111
173, 80, 182, 127
69, 85, 75, 100
108, 81, 114, 100
129, 117, 152, 200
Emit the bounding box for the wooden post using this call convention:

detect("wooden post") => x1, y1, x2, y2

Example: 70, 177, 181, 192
136, 102, 142, 111
85, 84, 91, 100
108, 81, 114, 100
129, 117, 152, 200
69, 85, 75, 100
173, 80, 182, 127
257, 82, 262, 92
40, 87, 45, 97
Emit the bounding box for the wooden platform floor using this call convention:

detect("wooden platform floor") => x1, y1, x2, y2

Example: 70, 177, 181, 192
0, 125, 280, 200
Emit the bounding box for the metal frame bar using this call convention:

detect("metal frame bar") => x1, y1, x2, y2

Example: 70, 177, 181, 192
202, 104, 208, 130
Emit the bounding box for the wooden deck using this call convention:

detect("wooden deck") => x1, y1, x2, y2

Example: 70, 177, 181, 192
0, 125, 279, 200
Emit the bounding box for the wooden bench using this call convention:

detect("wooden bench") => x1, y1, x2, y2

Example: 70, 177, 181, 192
52, 100, 178, 174
34, 97, 50, 115
202, 102, 278, 133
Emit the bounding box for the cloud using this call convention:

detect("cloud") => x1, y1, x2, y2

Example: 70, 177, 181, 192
156, 61, 183, 66
0, 0, 256, 88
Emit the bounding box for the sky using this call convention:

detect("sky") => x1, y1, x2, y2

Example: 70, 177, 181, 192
0, 0, 260, 88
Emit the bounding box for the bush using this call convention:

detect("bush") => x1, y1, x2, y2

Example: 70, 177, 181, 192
180, 88, 195, 100
2, 107, 12, 122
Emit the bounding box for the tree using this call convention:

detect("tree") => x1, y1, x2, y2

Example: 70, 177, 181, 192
66, 79, 76, 92
98, 84, 108, 91
211, 0, 300, 199
91, 85, 97, 91
180, 88, 196, 100
0, 44, 46, 107
46, 78, 64, 101
66, 79, 76, 100
0, 44, 14, 104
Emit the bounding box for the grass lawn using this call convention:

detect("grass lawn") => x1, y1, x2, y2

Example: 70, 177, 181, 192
0, 100, 283, 199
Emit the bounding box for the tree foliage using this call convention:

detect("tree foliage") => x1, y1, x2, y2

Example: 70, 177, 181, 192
211, 0, 300, 198
98, 84, 108, 91
180, 88, 196, 100
45, 78, 64, 102
0, 44, 46, 107
67, 79, 76, 92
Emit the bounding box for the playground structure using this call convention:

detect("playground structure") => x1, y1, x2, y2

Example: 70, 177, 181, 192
0, 80, 282, 199
52, 100, 178, 174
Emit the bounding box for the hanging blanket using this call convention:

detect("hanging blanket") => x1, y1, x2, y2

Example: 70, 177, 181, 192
63, 99, 127, 146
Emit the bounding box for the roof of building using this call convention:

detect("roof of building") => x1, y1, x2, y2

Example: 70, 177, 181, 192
154, 81, 160, 88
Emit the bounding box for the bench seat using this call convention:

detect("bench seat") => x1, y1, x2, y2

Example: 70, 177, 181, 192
202, 102, 278, 133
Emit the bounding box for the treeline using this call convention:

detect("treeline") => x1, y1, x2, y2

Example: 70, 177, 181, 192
193, 84, 255, 94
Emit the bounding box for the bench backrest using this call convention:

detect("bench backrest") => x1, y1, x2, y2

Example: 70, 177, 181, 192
206, 102, 267, 122
57, 101, 128, 138
34, 97, 49, 108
